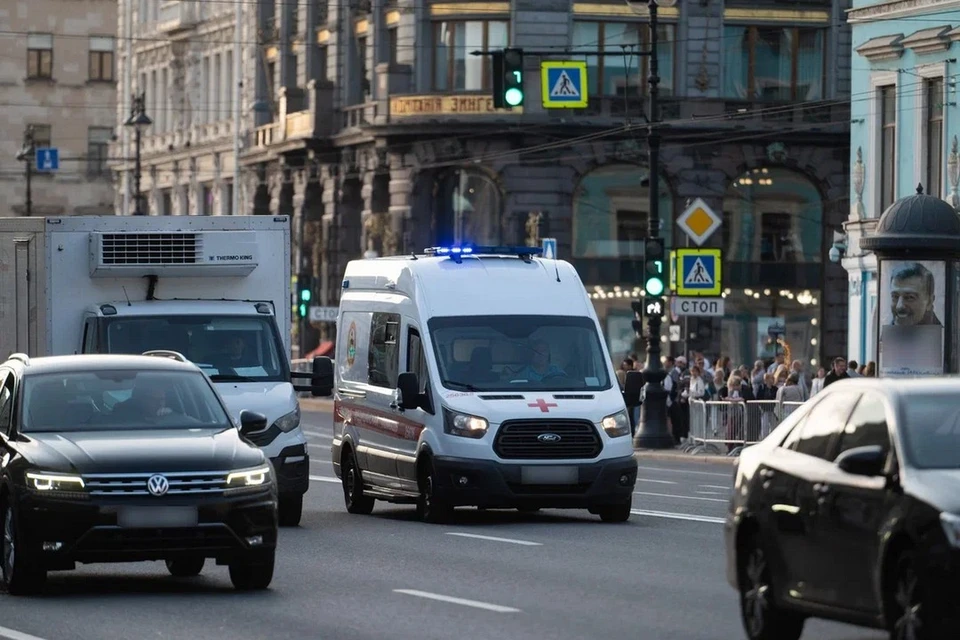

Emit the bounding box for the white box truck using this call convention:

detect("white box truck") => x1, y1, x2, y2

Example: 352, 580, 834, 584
0, 215, 334, 527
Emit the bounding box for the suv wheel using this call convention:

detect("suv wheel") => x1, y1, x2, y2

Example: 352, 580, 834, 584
165, 557, 205, 577
0, 500, 46, 595
342, 452, 374, 515
278, 494, 303, 527
229, 550, 275, 591
738, 533, 804, 640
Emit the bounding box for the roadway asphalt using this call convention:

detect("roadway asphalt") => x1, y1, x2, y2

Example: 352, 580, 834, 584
0, 409, 886, 640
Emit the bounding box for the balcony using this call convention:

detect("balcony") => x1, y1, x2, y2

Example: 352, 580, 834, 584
157, 1, 198, 34
251, 79, 333, 150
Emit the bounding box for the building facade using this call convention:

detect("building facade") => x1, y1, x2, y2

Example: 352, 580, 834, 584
0, 0, 117, 216
844, 0, 960, 364
123, 0, 853, 366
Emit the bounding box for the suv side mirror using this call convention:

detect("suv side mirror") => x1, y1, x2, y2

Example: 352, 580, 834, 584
310, 356, 334, 397
239, 410, 268, 436
622, 370, 643, 406
395, 372, 420, 411
836, 445, 887, 477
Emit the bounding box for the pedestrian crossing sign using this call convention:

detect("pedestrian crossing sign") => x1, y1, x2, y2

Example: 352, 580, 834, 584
541, 61, 588, 109
675, 248, 722, 296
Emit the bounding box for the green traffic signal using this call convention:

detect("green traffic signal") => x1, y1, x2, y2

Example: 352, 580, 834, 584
505, 87, 524, 106
298, 303, 307, 318
300, 288, 311, 302
645, 276, 665, 296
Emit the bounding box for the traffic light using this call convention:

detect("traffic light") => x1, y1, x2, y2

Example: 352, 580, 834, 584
297, 273, 312, 319
492, 48, 524, 109
643, 237, 666, 296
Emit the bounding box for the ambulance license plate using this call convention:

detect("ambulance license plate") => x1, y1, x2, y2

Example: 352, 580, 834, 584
520, 466, 578, 485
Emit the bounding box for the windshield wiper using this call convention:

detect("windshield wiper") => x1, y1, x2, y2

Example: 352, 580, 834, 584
209, 374, 258, 382
443, 380, 481, 391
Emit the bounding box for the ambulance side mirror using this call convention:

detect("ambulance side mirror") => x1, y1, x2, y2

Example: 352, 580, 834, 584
395, 372, 421, 411
622, 370, 643, 406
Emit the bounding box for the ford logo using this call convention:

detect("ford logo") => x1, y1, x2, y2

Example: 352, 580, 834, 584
537, 433, 562, 443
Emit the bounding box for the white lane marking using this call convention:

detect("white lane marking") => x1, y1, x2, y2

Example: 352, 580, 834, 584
446, 532, 542, 547
394, 589, 521, 613
700, 484, 731, 490
309, 475, 340, 484
0, 625, 51, 640
636, 465, 731, 478
305, 431, 334, 440
307, 443, 333, 455
631, 509, 725, 525
697, 491, 727, 496
634, 491, 728, 503
637, 478, 677, 485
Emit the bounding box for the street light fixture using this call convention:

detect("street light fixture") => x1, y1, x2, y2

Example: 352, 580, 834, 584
15, 126, 36, 216
124, 91, 152, 215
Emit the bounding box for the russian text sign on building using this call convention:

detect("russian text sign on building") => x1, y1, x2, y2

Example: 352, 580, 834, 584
675, 248, 722, 296
677, 197, 722, 246
540, 61, 588, 109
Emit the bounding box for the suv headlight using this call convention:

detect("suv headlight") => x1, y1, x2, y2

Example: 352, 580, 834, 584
601, 410, 631, 438
26, 471, 85, 492
272, 406, 301, 432
227, 466, 271, 487
941, 512, 960, 547
443, 408, 488, 439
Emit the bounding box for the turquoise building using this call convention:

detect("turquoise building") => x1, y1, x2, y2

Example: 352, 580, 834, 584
843, 0, 960, 364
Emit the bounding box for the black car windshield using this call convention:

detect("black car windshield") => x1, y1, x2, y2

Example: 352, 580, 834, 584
103, 315, 288, 382
901, 395, 960, 468
427, 315, 612, 391
21, 370, 231, 433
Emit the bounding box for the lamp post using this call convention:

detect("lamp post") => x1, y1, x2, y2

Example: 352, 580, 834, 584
15, 126, 36, 217
124, 91, 152, 215
633, 0, 674, 449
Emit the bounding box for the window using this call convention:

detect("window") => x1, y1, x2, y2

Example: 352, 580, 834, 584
388, 27, 398, 65
355, 35, 370, 99
369, 312, 400, 388
832, 392, 889, 462
723, 26, 824, 101
572, 22, 675, 97
27, 33, 53, 79
29, 124, 51, 149
317, 45, 329, 81
432, 20, 509, 91
407, 329, 429, 396
201, 184, 213, 215
213, 54, 222, 121
782, 392, 859, 459
82, 318, 97, 353
925, 78, 944, 198
224, 51, 233, 120
880, 85, 896, 212
87, 127, 113, 177
0, 373, 13, 436
88, 36, 114, 81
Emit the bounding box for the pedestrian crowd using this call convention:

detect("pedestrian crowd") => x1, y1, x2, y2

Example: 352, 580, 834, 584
615, 352, 874, 443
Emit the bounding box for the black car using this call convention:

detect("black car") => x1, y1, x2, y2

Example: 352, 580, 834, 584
0, 352, 279, 595
725, 377, 960, 640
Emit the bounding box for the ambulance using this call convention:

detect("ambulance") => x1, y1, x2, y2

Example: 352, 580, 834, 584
324, 245, 642, 523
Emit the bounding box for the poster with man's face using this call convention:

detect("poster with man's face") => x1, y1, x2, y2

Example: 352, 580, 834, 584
879, 260, 945, 376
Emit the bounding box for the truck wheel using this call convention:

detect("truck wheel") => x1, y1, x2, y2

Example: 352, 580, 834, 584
165, 556, 205, 577
417, 459, 453, 524
278, 493, 303, 527
229, 550, 275, 591
595, 498, 632, 523
342, 451, 375, 515
0, 500, 46, 595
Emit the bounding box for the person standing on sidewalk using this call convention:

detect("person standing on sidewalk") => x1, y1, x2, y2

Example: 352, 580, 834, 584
824, 357, 850, 387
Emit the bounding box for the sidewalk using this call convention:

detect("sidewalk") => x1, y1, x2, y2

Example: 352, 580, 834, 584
297, 398, 737, 465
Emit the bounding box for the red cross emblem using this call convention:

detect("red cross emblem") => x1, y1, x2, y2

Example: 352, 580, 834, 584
528, 398, 558, 413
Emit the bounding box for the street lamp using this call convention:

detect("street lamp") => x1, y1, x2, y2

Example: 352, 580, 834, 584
124, 91, 152, 215
632, 0, 675, 449
15, 126, 36, 216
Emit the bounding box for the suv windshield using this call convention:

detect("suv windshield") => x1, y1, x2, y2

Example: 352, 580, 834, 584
427, 315, 612, 392
21, 370, 231, 433
901, 395, 960, 468
103, 315, 288, 382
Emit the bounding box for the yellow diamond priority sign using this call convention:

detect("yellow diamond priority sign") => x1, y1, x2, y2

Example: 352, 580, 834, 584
677, 197, 722, 247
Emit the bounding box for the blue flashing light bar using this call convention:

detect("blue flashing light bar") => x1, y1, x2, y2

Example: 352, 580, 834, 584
424, 245, 544, 258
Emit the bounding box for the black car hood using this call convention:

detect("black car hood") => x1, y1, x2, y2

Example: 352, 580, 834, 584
19, 428, 264, 474
905, 469, 960, 513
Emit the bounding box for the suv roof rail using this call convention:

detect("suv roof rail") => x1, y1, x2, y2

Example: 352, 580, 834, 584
7, 353, 29, 366
142, 350, 189, 363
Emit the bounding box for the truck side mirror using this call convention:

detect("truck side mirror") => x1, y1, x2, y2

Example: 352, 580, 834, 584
395, 372, 420, 411
311, 356, 334, 397
622, 370, 643, 406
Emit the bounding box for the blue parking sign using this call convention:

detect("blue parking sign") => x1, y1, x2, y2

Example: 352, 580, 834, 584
35, 148, 59, 172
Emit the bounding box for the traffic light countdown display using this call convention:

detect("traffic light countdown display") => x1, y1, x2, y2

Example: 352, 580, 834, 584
492, 48, 524, 108
297, 274, 312, 319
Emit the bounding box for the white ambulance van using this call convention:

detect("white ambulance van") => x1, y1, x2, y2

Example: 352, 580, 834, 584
322, 245, 643, 523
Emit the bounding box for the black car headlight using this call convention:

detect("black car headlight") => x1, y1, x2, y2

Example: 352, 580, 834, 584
443, 408, 488, 439
601, 410, 631, 438
25, 471, 87, 496
272, 406, 301, 432
227, 465, 272, 488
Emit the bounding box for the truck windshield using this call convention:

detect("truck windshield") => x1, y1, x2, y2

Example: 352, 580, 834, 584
103, 315, 288, 383
21, 370, 231, 433
427, 315, 613, 392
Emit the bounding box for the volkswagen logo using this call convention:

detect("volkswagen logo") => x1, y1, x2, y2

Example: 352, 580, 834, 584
147, 474, 169, 497
537, 433, 562, 443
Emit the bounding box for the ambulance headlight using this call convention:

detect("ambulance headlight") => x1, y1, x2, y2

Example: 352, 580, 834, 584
443, 408, 488, 439
601, 410, 631, 438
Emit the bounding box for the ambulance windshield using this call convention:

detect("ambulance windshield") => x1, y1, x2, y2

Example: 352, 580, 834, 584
427, 315, 612, 391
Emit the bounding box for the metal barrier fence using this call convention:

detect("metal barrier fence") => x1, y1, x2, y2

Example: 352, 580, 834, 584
685, 399, 806, 457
